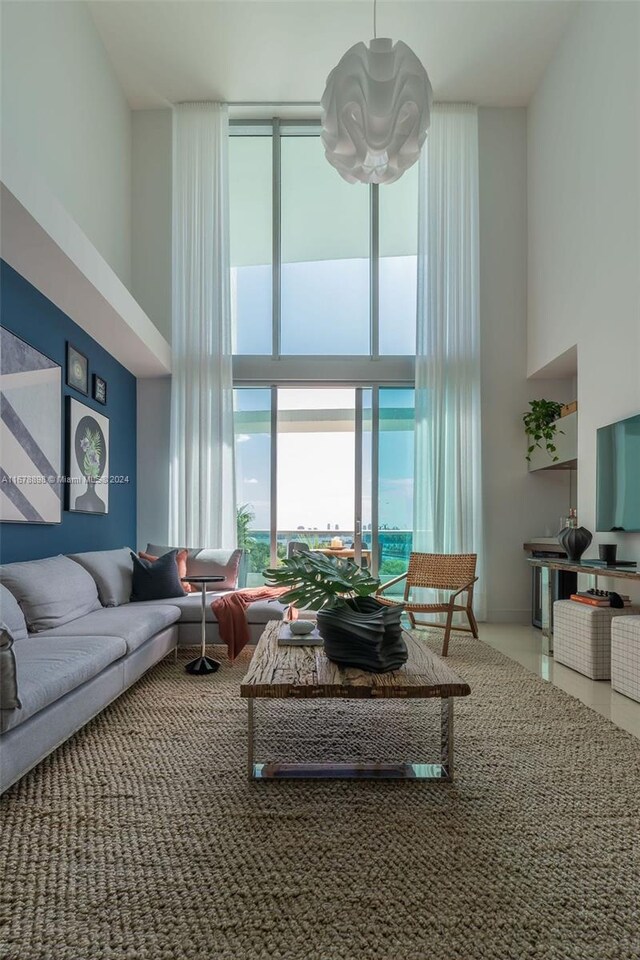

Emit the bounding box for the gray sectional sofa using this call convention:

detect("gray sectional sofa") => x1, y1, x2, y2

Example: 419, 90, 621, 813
0, 546, 285, 794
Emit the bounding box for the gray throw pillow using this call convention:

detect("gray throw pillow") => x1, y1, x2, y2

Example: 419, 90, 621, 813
0, 555, 101, 633
0, 583, 28, 643
67, 548, 134, 607
146, 544, 242, 590
0, 627, 21, 711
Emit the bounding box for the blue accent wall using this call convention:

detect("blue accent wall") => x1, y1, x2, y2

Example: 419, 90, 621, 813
0, 260, 137, 562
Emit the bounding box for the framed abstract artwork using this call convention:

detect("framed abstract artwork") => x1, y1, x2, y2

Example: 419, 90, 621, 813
66, 342, 88, 395
0, 327, 62, 524
92, 374, 107, 405
66, 398, 109, 514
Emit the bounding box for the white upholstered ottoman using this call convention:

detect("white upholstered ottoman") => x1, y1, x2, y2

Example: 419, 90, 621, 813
553, 600, 640, 680
611, 616, 640, 702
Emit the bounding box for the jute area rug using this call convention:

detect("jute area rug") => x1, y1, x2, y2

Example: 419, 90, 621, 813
1, 631, 639, 960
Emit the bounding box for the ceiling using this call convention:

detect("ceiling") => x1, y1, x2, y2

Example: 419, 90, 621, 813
88, 0, 578, 112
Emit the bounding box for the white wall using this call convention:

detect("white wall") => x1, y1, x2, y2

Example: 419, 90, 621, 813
479, 108, 573, 622
132, 110, 172, 342
528, 2, 640, 582
1, 1, 132, 285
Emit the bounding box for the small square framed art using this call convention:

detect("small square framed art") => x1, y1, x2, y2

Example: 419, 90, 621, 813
66, 343, 88, 395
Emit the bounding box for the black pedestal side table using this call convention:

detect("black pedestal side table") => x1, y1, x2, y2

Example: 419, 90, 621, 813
181, 576, 225, 675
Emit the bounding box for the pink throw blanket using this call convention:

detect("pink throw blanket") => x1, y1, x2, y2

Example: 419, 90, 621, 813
212, 587, 296, 662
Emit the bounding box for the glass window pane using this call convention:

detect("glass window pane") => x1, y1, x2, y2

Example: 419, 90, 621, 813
379, 164, 419, 356
379, 387, 414, 590
277, 389, 355, 560
361, 388, 373, 570
229, 137, 272, 355
234, 388, 271, 585
280, 137, 370, 355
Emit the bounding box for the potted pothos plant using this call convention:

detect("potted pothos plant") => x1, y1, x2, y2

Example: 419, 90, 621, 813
523, 399, 564, 462
264, 552, 408, 673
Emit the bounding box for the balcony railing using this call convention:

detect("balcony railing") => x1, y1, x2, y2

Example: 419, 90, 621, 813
241, 529, 413, 589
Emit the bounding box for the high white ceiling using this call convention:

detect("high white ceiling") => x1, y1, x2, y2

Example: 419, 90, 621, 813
89, 0, 578, 111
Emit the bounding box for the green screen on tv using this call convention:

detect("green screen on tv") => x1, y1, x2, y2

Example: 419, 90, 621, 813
596, 413, 640, 532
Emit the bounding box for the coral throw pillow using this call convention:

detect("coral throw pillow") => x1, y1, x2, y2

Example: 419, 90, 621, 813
138, 549, 195, 593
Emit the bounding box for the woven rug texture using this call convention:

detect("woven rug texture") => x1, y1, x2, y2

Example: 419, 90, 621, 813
1, 631, 639, 960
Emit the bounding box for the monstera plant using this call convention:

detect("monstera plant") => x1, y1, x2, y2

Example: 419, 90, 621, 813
264, 553, 407, 673
264, 550, 379, 610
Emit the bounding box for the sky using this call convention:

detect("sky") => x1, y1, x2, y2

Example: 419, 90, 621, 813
235, 387, 414, 533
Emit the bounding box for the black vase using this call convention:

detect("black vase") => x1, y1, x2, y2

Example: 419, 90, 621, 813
558, 526, 592, 562
317, 597, 407, 673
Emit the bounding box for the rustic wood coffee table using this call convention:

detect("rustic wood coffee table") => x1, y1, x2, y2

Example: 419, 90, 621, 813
240, 621, 471, 782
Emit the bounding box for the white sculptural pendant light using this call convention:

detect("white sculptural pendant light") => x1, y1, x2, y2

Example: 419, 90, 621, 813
321, 1, 432, 184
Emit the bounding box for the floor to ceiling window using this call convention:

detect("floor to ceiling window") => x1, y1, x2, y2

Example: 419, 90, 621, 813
378, 388, 415, 581
229, 120, 417, 587
233, 386, 415, 588
379, 165, 419, 355
276, 388, 356, 535
234, 388, 272, 583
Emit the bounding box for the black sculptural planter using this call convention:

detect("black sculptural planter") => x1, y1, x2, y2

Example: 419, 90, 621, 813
317, 597, 408, 673
558, 525, 593, 562
263, 552, 405, 673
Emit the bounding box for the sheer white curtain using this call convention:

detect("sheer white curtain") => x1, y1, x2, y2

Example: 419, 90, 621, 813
169, 102, 236, 549
413, 104, 486, 619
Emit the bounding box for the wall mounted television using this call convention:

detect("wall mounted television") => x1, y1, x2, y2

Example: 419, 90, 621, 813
596, 413, 640, 532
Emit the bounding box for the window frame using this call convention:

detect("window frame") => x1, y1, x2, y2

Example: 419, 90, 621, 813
230, 119, 416, 385
233, 383, 416, 580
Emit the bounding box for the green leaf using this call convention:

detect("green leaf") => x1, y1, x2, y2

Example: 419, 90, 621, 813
522, 398, 564, 464
264, 552, 380, 611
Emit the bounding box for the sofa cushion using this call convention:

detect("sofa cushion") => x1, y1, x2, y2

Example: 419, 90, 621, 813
146, 544, 242, 591
0, 583, 28, 642
130, 592, 228, 623
0, 627, 21, 712
0, 556, 101, 633
245, 598, 289, 625
1, 635, 127, 734
129, 594, 287, 625
34, 604, 181, 654
67, 548, 134, 607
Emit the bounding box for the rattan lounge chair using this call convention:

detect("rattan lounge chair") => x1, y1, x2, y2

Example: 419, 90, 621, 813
376, 552, 479, 657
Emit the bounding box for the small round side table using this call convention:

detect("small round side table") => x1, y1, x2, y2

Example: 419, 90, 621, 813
181, 576, 225, 676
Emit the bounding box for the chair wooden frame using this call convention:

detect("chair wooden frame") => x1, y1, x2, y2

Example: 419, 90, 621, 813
376, 553, 479, 657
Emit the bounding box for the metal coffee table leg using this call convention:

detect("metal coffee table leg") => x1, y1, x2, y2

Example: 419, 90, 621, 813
247, 697, 455, 781
440, 697, 454, 781
247, 699, 255, 780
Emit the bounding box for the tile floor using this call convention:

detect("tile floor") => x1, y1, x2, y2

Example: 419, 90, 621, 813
480, 622, 640, 739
